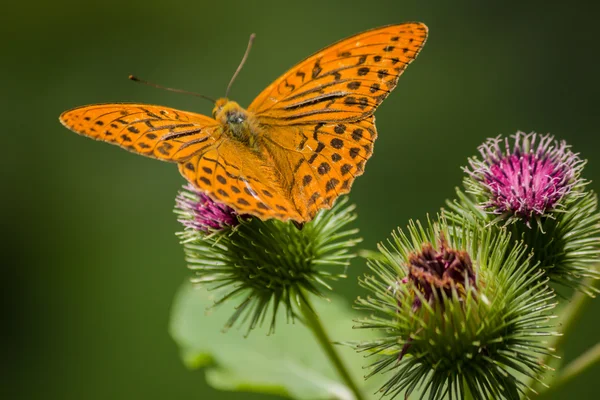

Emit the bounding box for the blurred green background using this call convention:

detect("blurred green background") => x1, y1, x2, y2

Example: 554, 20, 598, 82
3, 0, 599, 399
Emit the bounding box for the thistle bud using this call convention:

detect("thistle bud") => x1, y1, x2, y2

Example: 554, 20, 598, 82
355, 218, 557, 399
175, 190, 362, 334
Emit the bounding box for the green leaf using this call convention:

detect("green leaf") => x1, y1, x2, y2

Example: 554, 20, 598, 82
169, 281, 381, 400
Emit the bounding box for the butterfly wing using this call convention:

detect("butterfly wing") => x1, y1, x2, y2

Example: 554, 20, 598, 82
178, 139, 303, 221
249, 23, 427, 221
60, 104, 219, 161
261, 117, 376, 220
248, 23, 428, 124
61, 103, 303, 220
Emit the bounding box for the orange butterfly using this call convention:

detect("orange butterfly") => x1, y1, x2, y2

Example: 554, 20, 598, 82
60, 23, 428, 223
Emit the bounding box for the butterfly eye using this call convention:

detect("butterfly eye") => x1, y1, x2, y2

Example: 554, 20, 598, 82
226, 110, 246, 124
212, 102, 225, 119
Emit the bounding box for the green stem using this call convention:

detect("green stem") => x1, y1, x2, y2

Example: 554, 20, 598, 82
298, 291, 366, 400
550, 342, 600, 391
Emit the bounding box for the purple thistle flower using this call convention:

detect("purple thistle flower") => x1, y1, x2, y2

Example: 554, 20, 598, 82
175, 184, 239, 232
466, 132, 585, 223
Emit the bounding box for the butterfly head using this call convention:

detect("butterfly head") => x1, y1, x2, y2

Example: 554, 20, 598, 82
213, 98, 247, 123
213, 98, 254, 145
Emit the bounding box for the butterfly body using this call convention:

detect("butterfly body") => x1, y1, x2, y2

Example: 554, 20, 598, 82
60, 23, 428, 223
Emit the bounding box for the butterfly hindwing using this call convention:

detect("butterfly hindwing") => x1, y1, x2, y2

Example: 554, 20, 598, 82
248, 23, 428, 124
60, 104, 219, 161
178, 140, 303, 221
262, 116, 377, 220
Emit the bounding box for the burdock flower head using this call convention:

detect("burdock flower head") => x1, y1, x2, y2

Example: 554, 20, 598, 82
176, 184, 240, 232
174, 185, 362, 334
355, 218, 557, 399
403, 235, 476, 311
464, 132, 585, 224
447, 132, 600, 294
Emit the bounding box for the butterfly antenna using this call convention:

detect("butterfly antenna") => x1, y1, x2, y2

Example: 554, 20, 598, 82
225, 33, 256, 98
128, 75, 217, 104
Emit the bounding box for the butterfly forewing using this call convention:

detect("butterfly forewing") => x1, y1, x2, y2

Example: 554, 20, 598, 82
60, 104, 219, 161
248, 23, 428, 124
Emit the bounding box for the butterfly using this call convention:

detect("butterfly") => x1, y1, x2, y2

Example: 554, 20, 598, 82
60, 23, 428, 223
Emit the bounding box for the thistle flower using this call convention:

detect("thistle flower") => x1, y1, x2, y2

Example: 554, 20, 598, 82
355, 218, 557, 400
447, 132, 600, 295
175, 184, 240, 232
402, 236, 476, 312
464, 132, 586, 225
175, 190, 361, 334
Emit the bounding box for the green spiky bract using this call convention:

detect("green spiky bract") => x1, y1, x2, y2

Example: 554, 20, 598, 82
446, 188, 600, 295
178, 196, 361, 334
355, 218, 558, 400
